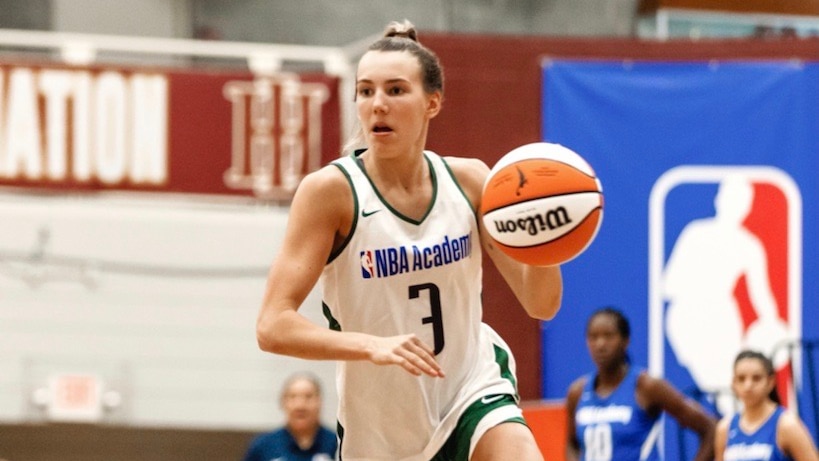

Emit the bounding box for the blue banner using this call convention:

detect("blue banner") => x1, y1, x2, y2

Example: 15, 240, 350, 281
541, 60, 819, 459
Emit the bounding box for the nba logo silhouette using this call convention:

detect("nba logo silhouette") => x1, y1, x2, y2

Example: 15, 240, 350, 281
360, 250, 375, 279
648, 166, 802, 416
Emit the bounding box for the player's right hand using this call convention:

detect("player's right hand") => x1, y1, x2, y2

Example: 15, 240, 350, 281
368, 334, 445, 378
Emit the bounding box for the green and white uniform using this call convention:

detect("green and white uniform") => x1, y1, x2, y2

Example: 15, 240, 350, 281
322, 150, 524, 461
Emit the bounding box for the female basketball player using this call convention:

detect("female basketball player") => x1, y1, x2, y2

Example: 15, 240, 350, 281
255, 20, 562, 461
565, 307, 717, 461
715, 350, 819, 461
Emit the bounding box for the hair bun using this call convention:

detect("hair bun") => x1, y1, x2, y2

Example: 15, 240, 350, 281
384, 20, 418, 41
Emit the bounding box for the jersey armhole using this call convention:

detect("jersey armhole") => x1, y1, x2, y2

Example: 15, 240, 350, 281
439, 155, 481, 224
327, 161, 358, 264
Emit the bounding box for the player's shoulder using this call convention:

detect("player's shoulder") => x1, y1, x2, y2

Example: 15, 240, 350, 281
567, 375, 589, 398
288, 163, 353, 219
635, 369, 665, 389
635, 370, 681, 406
440, 154, 489, 199
776, 407, 803, 431
295, 162, 351, 196
250, 428, 288, 445
716, 414, 732, 432
441, 155, 489, 177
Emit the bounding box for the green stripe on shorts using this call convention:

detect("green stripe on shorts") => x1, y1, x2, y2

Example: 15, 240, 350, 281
430, 394, 526, 461
493, 344, 518, 399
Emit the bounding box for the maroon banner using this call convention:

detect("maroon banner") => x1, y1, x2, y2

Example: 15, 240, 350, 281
0, 61, 341, 198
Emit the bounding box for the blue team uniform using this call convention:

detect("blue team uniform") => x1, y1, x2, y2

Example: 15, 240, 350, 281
723, 406, 792, 461
574, 367, 661, 461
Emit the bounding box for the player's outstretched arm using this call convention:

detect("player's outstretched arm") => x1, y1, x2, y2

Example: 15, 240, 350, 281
714, 417, 730, 461
255, 166, 443, 378
564, 378, 585, 461
481, 226, 563, 320
447, 155, 563, 320
778, 411, 819, 461
638, 373, 717, 461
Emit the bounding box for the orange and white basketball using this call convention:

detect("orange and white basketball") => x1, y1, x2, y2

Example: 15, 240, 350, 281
480, 142, 603, 266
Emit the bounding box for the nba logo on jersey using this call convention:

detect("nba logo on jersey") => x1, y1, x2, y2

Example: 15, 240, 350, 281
360, 250, 375, 279
648, 166, 802, 417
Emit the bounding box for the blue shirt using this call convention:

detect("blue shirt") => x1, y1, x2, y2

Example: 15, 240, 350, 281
574, 367, 661, 461
724, 406, 792, 461
243, 426, 337, 461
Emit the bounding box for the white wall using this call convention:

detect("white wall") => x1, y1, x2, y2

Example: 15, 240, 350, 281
0, 191, 337, 430
8, 0, 642, 45
51, 0, 193, 38
191, 0, 641, 46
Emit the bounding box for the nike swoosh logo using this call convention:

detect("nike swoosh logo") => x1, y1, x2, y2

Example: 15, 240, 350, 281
481, 394, 505, 405
362, 209, 381, 217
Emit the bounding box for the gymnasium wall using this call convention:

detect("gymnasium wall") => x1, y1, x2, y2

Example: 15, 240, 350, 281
0, 58, 344, 442
2, 28, 819, 460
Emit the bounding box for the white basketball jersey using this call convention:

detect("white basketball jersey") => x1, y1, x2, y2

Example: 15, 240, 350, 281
322, 151, 518, 461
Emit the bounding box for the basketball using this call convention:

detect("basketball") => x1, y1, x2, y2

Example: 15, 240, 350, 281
480, 142, 603, 266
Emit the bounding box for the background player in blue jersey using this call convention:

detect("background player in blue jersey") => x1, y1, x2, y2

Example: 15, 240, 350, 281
256, 19, 562, 461
565, 307, 716, 461
715, 350, 818, 461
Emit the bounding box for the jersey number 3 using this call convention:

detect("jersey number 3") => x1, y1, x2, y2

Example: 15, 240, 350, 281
409, 283, 445, 355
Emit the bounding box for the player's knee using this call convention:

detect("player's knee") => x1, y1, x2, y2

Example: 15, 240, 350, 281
471, 422, 543, 461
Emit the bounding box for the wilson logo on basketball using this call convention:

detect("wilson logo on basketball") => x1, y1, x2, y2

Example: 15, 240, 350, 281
491, 205, 572, 236
480, 142, 603, 266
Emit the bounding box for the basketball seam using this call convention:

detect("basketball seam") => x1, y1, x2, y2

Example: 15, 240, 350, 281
481, 191, 602, 215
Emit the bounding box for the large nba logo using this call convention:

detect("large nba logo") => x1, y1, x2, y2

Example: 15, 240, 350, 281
648, 166, 802, 418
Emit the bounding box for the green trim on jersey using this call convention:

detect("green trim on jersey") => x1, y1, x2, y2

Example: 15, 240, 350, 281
430, 394, 526, 461
352, 149, 438, 226
327, 161, 359, 264
494, 344, 520, 401
322, 302, 342, 331
440, 155, 480, 224
337, 421, 345, 459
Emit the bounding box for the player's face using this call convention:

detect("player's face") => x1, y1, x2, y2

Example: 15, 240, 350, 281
281, 378, 322, 432
732, 357, 775, 408
355, 50, 440, 155
586, 314, 629, 371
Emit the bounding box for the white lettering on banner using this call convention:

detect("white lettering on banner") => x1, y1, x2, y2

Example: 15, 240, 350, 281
0, 67, 168, 185
223, 74, 329, 199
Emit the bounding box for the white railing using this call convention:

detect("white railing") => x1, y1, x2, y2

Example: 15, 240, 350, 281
0, 28, 373, 144
638, 8, 819, 40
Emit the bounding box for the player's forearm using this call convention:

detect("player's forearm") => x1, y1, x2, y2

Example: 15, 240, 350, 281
693, 446, 715, 461
692, 433, 716, 461
487, 240, 563, 319
257, 308, 370, 361
517, 264, 563, 320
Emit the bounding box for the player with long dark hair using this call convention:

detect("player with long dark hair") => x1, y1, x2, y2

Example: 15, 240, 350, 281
716, 350, 819, 461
